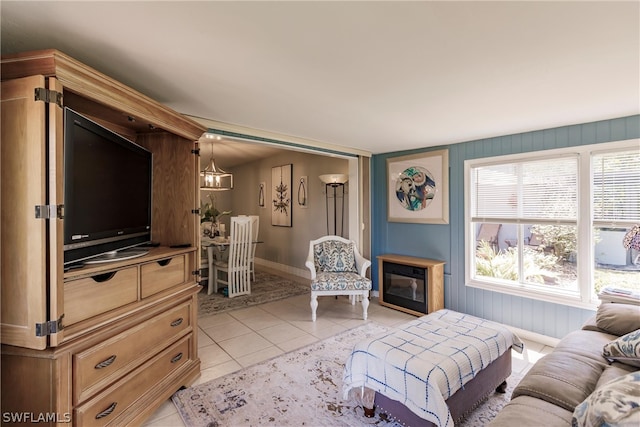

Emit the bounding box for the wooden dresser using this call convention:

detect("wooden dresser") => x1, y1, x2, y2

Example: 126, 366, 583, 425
1, 50, 205, 426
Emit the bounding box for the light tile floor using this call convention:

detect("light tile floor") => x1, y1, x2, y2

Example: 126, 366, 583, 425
143, 285, 554, 427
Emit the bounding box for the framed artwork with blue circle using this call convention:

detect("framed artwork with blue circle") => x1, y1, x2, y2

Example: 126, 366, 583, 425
387, 149, 449, 224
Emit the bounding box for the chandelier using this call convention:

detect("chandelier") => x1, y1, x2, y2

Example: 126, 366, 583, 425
200, 139, 233, 191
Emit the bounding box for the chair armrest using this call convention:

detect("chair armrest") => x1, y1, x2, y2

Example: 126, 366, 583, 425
354, 252, 371, 278
305, 259, 317, 280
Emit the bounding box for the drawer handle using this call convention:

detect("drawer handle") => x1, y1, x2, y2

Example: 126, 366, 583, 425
157, 258, 172, 267
95, 402, 117, 420
95, 355, 117, 369
170, 318, 184, 327
171, 353, 183, 364
92, 272, 117, 283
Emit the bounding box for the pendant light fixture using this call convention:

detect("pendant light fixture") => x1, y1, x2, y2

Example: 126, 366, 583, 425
200, 136, 233, 191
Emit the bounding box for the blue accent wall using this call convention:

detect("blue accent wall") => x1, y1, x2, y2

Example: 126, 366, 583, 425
372, 115, 640, 338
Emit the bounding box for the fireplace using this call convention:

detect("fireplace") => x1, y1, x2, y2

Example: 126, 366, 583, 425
377, 254, 445, 316
382, 261, 427, 314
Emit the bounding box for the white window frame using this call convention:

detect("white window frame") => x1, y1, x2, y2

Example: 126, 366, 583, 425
464, 139, 639, 310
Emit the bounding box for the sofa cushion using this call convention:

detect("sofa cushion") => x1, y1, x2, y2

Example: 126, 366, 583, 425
512, 330, 614, 412
603, 329, 640, 368
595, 362, 637, 390
572, 371, 640, 427
595, 303, 640, 336
310, 272, 372, 291
313, 241, 357, 273
487, 396, 573, 426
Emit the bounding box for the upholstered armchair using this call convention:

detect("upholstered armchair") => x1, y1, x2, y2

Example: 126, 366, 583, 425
305, 236, 372, 321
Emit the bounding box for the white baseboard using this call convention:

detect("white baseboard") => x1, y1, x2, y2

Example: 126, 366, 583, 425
254, 258, 310, 280
506, 325, 560, 347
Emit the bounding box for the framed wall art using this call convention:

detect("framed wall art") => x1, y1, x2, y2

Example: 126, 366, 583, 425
271, 164, 292, 226
387, 149, 449, 224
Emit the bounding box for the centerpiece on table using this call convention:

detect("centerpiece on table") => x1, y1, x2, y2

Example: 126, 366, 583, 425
200, 194, 231, 237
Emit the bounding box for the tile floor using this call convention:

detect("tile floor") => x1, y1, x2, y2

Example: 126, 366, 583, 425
143, 286, 554, 427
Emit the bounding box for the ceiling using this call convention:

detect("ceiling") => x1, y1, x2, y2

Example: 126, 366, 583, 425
2, 1, 638, 166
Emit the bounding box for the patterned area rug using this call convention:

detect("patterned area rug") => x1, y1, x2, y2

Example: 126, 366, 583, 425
198, 271, 309, 316
172, 322, 523, 426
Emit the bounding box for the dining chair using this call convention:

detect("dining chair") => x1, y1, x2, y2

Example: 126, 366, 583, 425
248, 215, 259, 281
236, 215, 259, 281
305, 235, 372, 321
209, 216, 253, 298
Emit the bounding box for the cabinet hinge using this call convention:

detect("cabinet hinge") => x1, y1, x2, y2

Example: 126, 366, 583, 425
191, 148, 200, 156
192, 269, 201, 276
35, 204, 64, 219
35, 315, 64, 337
34, 87, 63, 107
192, 208, 201, 215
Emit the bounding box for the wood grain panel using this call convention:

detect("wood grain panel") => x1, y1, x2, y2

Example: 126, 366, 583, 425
141, 255, 187, 298
64, 267, 139, 326
137, 133, 197, 247
1, 75, 48, 349
1, 50, 206, 141
74, 336, 192, 427
73, 302, 191, 404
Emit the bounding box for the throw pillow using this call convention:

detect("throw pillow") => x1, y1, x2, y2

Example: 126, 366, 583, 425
596, 303, 640, 336
603, 329, 640, 368
571, 371, 640, 427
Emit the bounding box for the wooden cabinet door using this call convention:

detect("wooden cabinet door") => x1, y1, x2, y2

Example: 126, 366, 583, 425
1, 75, 64, 349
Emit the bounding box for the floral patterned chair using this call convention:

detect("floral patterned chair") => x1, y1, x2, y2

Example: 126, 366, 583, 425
305, 236, 372, 321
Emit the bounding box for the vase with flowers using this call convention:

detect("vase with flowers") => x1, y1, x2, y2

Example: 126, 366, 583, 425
200, 194, 231, 237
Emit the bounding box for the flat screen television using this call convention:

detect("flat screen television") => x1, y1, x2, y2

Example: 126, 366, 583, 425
63, 107, 152, 266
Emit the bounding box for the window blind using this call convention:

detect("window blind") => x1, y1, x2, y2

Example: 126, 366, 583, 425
473, 157, 578, 220
593, 150, 640, 223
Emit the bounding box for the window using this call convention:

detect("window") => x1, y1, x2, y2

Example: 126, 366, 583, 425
465, 140, 639, 308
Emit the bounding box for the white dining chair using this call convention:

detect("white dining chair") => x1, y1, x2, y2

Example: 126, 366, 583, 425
237, 215, 260, 281
248, 215, 259, 281
209, 216, 253, 298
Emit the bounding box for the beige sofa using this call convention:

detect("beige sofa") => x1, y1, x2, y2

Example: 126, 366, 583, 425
489, 302, 640, 426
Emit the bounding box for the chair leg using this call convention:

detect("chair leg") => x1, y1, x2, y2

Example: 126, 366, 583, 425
310, 293, 318, 322
207, 247, 214, 295
212, 266, 219, 295
361, 292, 369, 320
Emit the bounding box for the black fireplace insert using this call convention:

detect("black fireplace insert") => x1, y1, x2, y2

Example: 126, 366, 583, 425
382, 261, 428, 314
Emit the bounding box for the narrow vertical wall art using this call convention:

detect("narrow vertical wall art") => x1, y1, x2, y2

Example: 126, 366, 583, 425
271, 164, 292, 226
258, 182, 265, 208
298, 176, 308, 208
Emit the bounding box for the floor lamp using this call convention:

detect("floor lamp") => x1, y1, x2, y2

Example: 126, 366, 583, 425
319, 174, 348, 237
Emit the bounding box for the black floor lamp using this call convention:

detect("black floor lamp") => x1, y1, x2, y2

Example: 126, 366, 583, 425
319, 174, 348, 237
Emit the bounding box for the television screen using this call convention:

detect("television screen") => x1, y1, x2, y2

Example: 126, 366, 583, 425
63, 108, 152, 265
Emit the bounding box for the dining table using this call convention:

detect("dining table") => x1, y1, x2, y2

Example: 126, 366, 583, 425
201, 236, 263, 263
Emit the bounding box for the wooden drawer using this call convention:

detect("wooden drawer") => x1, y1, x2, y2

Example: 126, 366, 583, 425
141, 255, 186, 298
73, 301, 192, 404
74, 335, 192, 427
64, 267, 138, 325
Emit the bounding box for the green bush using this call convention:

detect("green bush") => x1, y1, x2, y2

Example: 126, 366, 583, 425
475, 240, 560, 284
529, 225, 576, 262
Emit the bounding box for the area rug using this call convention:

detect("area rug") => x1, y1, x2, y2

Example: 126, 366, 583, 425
198, 271, 309, 316
172, 322, 523, 426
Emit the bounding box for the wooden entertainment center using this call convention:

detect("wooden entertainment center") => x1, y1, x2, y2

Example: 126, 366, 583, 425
1, 50, 206, 425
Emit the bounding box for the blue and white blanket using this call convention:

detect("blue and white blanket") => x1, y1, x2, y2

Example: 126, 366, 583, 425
342, 309, 524, 427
